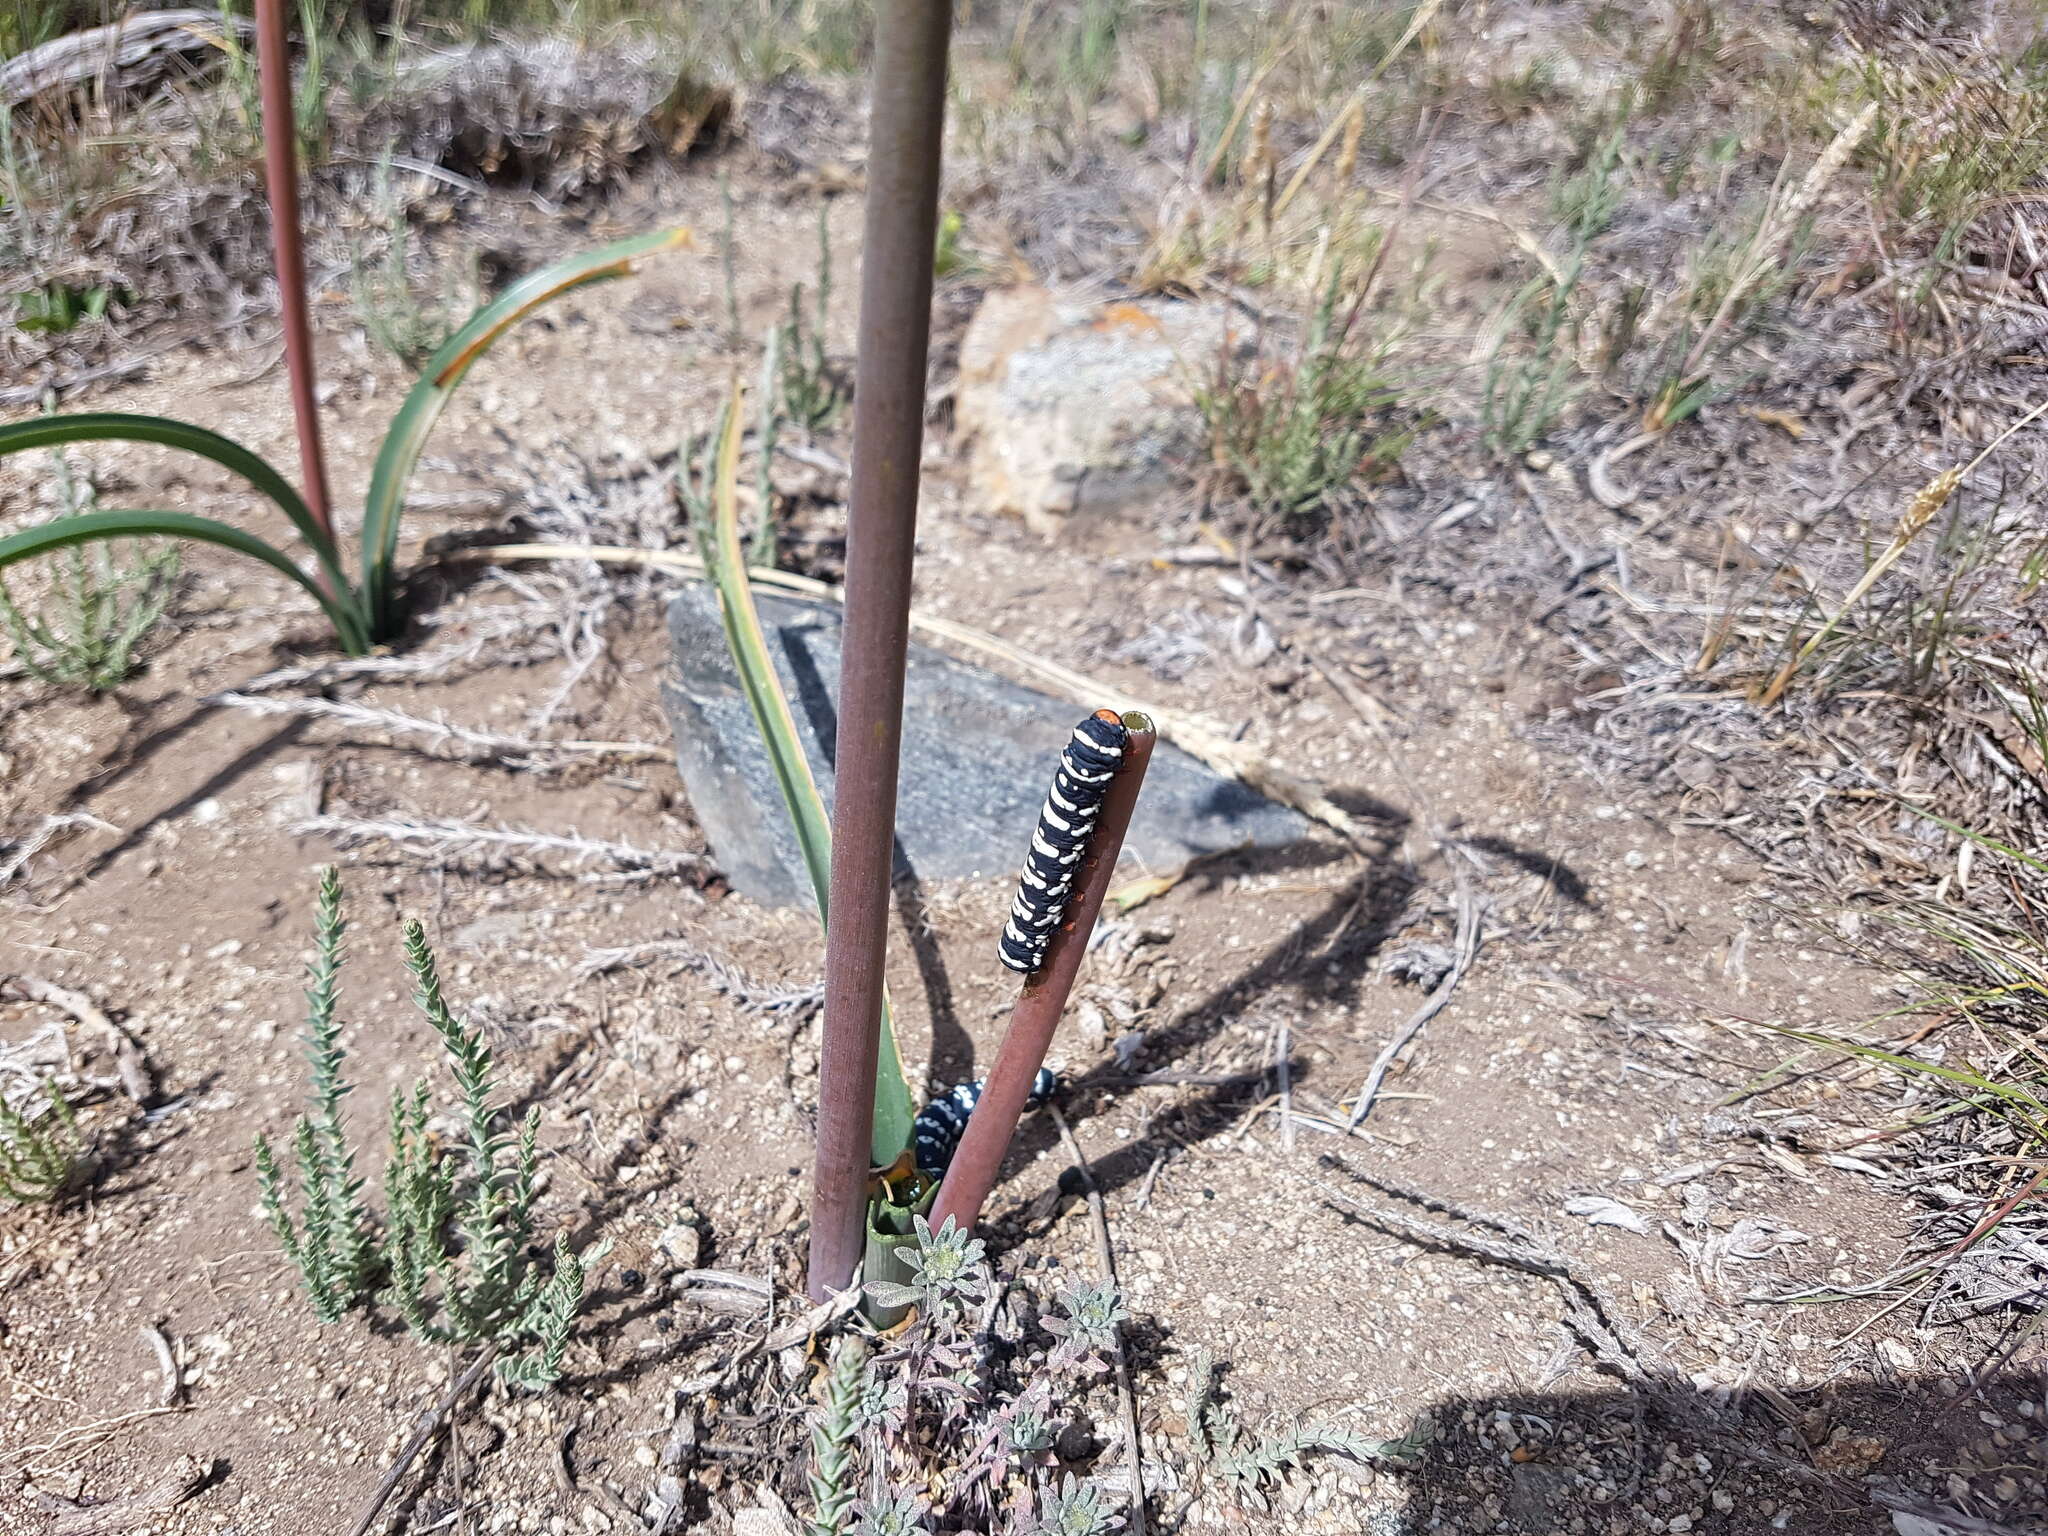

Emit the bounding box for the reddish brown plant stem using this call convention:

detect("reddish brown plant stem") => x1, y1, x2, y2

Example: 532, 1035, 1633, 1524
254, 0, 335, 554
808, 0, 953, 1301
931, 717, 1157, 1234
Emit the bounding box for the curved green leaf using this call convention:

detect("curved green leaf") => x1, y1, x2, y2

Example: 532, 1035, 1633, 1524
0, 511, 369, 654
696, 389, 917, 1168
360, 226, 692, 637
0, 414, 355, 609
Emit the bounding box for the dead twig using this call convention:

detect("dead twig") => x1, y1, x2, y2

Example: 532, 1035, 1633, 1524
1274, 1019, 1295, 1153
1345, 885, 1481, 1128
0, 10, 246, 108
140, 1324, 181, 1407
5, 974, 154, 1105
208, 692, 668, 763
1305, 651, 1486, 1127
348, 1348, 500, 1536
1050, 1106, 1148, 1536
39, 1454, 212, 1536
295, 814, 704, 882
578, 938, 822, 1016
8, 1406, 187, 1476
0, 814, 119, 891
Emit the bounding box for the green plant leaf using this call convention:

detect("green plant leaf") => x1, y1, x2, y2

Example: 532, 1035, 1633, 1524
0, 413, 355, 615
0, 510, 366, 652
359, 226, 692, 637
1764, 1023, 2048, 1128
694, 387, 916, 1168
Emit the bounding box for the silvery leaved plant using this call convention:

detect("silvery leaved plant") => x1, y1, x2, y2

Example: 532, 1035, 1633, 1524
855, 1370, 909, 1440
1014, 1474, 1124, 1536
1043, 1278, 1128, 1371
807, 1222, 1134, 1536
854, 1488, 930, 1536
863, 1214, 988, 1315
1008, 1404, 1056, 1458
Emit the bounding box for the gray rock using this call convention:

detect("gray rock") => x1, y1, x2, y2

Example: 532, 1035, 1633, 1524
954, 287, 1233, 536
663, 585, 1309, 909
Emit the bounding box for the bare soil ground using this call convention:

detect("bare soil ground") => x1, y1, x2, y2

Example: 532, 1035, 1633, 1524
5, 6, 2048, 1535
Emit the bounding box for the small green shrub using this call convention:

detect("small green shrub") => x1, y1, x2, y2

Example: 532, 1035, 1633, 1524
257, 867, 604, 1390
1195, 265, 1408, 519
0, 446, 178, 692
778, 206, 847, 433
254, 867, 376, 1322
11, 280, 117, 336
350, 159, 477, 368
804, 1219, 1130, 1532
806, 1335, 867, 1536
1480, 125, 1627, 459
0, 1081, 85, 1204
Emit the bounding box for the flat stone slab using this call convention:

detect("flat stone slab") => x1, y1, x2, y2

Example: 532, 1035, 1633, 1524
663, 585, 1310, 909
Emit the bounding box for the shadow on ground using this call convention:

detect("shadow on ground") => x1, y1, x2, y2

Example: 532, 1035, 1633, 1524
1370, 1372, 2042, 1536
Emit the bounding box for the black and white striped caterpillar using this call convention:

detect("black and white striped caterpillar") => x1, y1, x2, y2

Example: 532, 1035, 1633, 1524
912, 1067, 1060, 1175
998, 709, 1130, 975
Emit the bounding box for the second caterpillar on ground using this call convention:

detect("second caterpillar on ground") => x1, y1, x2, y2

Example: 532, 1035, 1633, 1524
913, 1067, 1059, 1176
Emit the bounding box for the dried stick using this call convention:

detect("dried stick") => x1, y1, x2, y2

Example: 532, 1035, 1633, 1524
1049, 1106, 1148, 1536
0, 813, 118, 890
44, 1454, 210, 1536
347, 1348, 500, 1536
1345, 885, 1480, 1128
1275, 1018, 1295, 1153
140, 1325, 181, 1407
209, 692, 669, 763
577, 938, 822, 1016
1305, 650, 1485, 1128
295, 814, 703, 880
6, 974, 153, 1104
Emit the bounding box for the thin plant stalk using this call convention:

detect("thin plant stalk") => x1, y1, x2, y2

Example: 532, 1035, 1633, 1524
931, 715, 1156, 1233
1757, 392, 2048, 707
255, 0, 334, 555
810, 0, 953, 1303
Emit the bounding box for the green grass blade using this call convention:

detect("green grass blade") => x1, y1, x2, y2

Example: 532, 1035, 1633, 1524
0, 511, 367, 653
1896, 803, 2048, 877
0, 413, 354, 608
359, 226, 692, 638
695, 389, 916, 1167
1765, 1023, 2048, 1125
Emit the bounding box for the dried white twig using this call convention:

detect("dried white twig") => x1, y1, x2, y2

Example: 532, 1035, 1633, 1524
0, 813, 118, 890
40, 1454, 211, 1535
295, 813, 704, 881
578, 938, 822, 1016
209, 692, 667, 763
1275, 1019, 1295, 1153
1345, 885, 1482, 1128
5, 975, 153, 1104
231, 611, 553, 694
140, 1325, 181, 1407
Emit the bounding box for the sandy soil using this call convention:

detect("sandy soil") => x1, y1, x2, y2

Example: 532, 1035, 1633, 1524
2, 101, 2043, 1536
